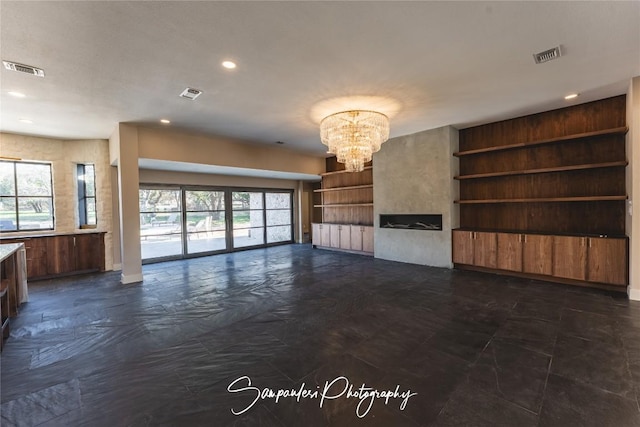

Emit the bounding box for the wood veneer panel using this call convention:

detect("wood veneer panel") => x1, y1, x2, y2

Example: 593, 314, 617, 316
553, 236, 587, 281
587, 237, 627, 285
497, 233, 522, 272
523, 234, 553, 275
459, 95, 626, 152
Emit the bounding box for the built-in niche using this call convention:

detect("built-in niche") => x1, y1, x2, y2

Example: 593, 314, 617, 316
380, 214, 442, 231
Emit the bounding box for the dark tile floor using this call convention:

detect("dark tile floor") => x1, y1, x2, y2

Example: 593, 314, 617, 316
2, 244, 640, 426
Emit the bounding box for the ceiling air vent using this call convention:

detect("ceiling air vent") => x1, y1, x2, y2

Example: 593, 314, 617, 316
3, 60, 45, 77
179, 87, 202, 100
533, 46, 562, 64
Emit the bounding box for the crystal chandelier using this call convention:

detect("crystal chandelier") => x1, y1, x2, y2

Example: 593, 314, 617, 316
320, 110, 390, 172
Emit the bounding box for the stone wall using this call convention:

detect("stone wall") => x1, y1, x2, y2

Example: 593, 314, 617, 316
0, 133, 114, 270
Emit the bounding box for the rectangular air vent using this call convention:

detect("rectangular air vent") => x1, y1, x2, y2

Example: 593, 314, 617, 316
3, 60, 45, 77
180, 87, 202, 100
533, 46, 562, 64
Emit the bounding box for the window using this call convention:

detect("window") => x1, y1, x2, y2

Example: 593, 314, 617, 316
139, 188, 183, 260
0, 160, 54, 231
265, 192, 293, 243
77, 164, 96, 227
232, 191, 265, 248
185, 190, 226, 254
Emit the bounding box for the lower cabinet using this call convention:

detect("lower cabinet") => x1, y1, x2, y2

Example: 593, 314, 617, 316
1, 233, 105, 280
553, 236, 587, 281
312, 223, 373, 255
452, 230, 496, 268
453, 229, 628, 289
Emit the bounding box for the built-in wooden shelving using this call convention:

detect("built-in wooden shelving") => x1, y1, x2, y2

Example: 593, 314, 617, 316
455, 195, 627, 204
455, 161, 628, 180
313, 184, 373, 192
454, 95, 628, 290
314, 203, 374, 208
320, 166, 373, 177
453, 126, 628, 157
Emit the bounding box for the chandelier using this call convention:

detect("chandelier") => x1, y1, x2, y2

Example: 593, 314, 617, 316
320, 110, 390, 172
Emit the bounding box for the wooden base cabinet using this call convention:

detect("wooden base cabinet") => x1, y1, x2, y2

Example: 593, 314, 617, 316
452, 230, 496, 268
0, 233, 105, 280
312, 223, 373, 255
552, 236, 587, 281
587, 237, 627, 285
454, 229, 627, 289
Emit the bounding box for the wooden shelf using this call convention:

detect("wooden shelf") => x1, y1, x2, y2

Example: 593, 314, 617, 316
455, 161, 628, 180
453, 126, 628, 157
314, 184, 373, 192
320, 166, 373, 176
455, 195, 627, 204
314, 203, 374, 208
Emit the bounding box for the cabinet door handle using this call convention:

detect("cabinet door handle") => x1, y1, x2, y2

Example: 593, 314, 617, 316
524, 235, 527, 243
588, 238, 592, 248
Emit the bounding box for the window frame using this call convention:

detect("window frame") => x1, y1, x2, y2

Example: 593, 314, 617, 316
0, 160, 55, 232
77, 163, 97, 228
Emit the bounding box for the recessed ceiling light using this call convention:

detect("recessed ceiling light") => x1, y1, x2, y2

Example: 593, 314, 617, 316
160, 119, 171, 124
222, 60, 237, 69
564, 93, 579, 100
19, 118, 33, 124
8, 91, 25, 98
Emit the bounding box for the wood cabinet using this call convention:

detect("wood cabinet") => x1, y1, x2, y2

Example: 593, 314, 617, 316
587, 237, 627, 285
0, 233, 105, 280
497, 233, 522, 272
350, 225, 374, 254
312, 223, 373, 255
522, 234, 553, 275
454, 230, 627, 289
452, 230, 496, 268
553, 236, 587, 281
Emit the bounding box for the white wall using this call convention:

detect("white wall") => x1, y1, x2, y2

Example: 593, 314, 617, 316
627, 77, 640, 300
0, 133, 114, 270
373, 126, 459, 267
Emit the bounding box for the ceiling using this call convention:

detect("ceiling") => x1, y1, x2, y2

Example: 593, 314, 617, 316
1, 1, 639, 158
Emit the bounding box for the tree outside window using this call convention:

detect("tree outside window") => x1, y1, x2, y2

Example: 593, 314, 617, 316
77, 164, 96, 227
0, 160, 54, 231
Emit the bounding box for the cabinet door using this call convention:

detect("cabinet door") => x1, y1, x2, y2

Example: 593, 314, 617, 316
321, 224, 331, 247
339, 225, 351, 250
474, 232, 497, 269
329, 224, 341, 248
350, 225, 363, 251
75, 233, 104, 271
553, 236, 587, 280
523, 234, 553, 275
587, 237, 627, 285
362, 226, 374, 253
46, 235, 75, 275
312, 223, 323, 247
452, 230, 474, 265
497, 233, 522, 272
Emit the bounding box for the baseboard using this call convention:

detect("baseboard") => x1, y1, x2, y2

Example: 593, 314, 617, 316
121, 272, 143, 284
628, 286, 640, 301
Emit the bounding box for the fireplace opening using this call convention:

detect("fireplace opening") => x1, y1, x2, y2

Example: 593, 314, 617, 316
380, 214, 442, 231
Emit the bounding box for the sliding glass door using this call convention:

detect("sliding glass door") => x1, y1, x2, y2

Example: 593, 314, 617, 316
185, 190, 226, 254
140, 186, 294, 262
232, 191, 265, 248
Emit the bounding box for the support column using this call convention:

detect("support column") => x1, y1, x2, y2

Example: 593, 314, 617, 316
110, 124, 142, 284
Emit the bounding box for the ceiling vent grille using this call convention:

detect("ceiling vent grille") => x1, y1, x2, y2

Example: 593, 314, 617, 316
3, 60, 45, 77
180, 87, 202, 100
533, 46, 562, 64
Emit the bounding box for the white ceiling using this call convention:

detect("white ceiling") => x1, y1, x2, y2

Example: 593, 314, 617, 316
1, 1, 639, 159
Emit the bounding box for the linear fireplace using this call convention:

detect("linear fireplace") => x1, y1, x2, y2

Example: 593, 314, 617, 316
380, 214, 443, 231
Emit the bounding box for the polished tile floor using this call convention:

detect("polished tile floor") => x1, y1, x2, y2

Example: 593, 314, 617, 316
2, 244, 640, 426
